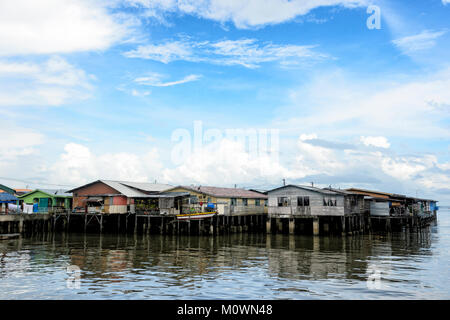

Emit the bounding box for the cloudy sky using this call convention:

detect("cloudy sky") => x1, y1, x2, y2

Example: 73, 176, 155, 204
0, 0, 449, 204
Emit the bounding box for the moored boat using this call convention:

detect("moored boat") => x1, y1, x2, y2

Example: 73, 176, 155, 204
176, 212, 217, 220
0, 233, 20, 240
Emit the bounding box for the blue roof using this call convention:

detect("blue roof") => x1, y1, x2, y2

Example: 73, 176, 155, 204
0, 193, 18, 203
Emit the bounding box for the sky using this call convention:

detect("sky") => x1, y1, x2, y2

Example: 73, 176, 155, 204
0, 0, 449, 204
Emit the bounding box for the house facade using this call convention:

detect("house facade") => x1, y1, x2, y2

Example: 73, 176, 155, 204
165, 186, 268, 216
0, 193, 19, 214
68, 180, 173, 214
18, 189, 72, 213
345, 188, 438, 217
267, 185, 347, 218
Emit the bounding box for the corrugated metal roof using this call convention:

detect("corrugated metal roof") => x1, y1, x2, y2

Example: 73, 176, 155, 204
100, 180, 149, 198
118, 181, 173, 193
172, 186, 268, 199
0, 193, 19, 202
19, 189, 72, 198
68, 180, 173, 198
268, 185, 341, 195
322, 187, 366, 196
40, 189, 72, 197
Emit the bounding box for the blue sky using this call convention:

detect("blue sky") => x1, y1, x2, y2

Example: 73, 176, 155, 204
0, 0, 449, 204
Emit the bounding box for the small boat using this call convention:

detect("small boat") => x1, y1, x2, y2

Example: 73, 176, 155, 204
0, 233, 20, 240
176, 212, 217, 220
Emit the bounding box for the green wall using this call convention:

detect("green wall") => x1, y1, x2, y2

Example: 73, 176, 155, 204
19, 190, 71, 208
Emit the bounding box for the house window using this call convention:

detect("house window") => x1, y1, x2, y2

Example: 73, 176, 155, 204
278, 197, 289, 207
265, 199, 268, 206
298, 196, 310, 207
255, 199, 260, 206
323, 197, 337, 206
231, 198, 237, 206
190, 196, 198, 204
243, 198, 248, 206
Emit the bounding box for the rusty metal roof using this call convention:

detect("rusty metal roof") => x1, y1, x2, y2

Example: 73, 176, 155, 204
169, 186, 268, 199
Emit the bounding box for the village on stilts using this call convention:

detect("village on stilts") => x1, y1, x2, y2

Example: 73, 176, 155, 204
0, 180, 439, 237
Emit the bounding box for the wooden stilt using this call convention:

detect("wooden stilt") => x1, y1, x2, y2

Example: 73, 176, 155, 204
313, 217, 319, 236
266, 217, 271, 234
341, 216, 346, 236
289, 218, 295, 234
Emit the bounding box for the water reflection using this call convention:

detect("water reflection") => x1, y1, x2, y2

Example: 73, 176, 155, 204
0, 217, 448, 299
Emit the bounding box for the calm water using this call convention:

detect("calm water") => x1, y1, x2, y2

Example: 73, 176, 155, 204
1, 209, 449, 300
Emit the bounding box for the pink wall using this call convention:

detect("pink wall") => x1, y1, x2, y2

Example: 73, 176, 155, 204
113, 196, 127, 205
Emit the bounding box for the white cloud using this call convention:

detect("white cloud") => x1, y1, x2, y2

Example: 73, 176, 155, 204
209, 39, 328, 68
124, 41, 194, 63
0, 57, 93, 106
124, 38, 329, 68
49, 143, 164, 186
273, 68, 450, 139
0, 0, 138, 56
392, 29, 447, 55
162, 138, 289, 186
127, 0, 366, 28
360, 136, 390, 149
443, 0, 450, 5
299, 133, 318, 141
134, 73, 202, 86
131, 89, 151, 97
4, 133, 448, 203
0, 126, 44, 177
381, 156, 430, 181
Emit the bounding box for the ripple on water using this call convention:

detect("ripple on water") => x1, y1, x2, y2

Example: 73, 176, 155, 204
1, 211, 450, 299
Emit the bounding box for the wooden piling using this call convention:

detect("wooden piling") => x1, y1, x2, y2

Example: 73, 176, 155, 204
341, 216, 346, 236
289, 218, 295, 235
313, 217, 319, 236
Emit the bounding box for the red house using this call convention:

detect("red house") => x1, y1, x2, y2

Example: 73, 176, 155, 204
68, 180, 173, 214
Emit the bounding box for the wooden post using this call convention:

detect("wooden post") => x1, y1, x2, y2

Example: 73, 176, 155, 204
289, 218, 295, 235
341, 216, 346, 236
100, 213, 103, 233
214, 216, 219, 235
313, 217, 319, 236
147, 216, 151, 234
323, 222, 329, 233
160, 217, 164, 235
118, 214, 121, 232
276, 218, 282, 234
134, 214, 138, 234
266, 217, 271, 234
